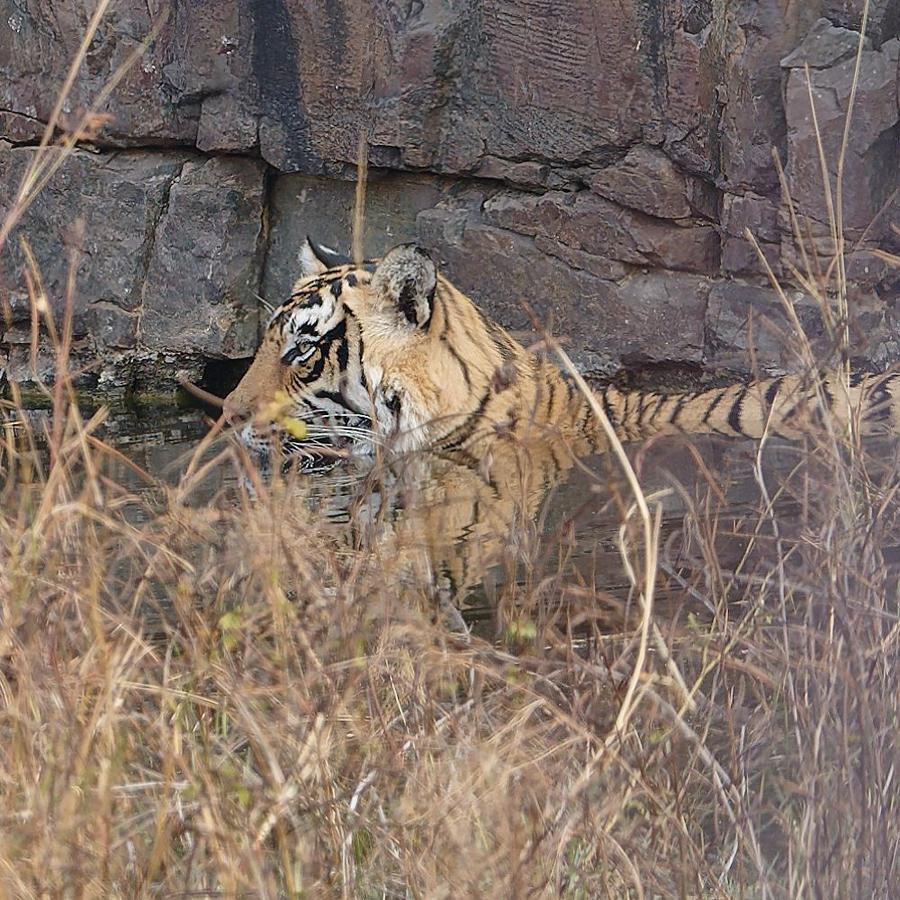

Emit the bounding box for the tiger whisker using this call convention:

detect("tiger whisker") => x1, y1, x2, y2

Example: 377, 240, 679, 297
302, 426, 384, 444
253, 292, 276, 314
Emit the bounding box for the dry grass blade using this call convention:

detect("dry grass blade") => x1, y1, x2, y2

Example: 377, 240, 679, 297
551, 343, 673, 724
0, 5, 169, 253
352, 131, 369, 267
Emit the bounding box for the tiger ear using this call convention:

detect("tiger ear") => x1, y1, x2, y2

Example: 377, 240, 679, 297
298, 236, 350, 278
371, 244, 437, 329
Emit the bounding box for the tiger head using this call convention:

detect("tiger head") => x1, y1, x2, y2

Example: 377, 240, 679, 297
223, 237, 518, 466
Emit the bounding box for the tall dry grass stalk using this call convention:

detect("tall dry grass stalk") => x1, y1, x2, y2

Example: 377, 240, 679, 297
352, 131, 369, 268
0, 5, 167, 255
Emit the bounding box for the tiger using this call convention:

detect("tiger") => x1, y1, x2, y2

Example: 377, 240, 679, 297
222, 237, 900, 466
220, 236, 900, 619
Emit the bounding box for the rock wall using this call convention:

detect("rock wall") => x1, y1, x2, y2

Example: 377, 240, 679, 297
1, 1, 899, 397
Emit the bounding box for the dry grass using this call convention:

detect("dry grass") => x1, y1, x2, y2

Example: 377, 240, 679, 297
2, 260, 900, 900
2, 2, 899, 896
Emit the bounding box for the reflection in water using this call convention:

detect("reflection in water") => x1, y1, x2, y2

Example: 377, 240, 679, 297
93, 407, 815, 637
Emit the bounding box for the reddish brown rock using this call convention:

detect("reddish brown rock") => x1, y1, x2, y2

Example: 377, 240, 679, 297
483, 191, 720, 274
590, 148, 717, 220
718, 1, 823, 193
0, 1, 688, 175
721, 194, 782, 277
0, 3, 201, 146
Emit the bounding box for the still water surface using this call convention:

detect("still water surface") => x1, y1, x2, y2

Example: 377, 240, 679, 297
78, 406, 815, 633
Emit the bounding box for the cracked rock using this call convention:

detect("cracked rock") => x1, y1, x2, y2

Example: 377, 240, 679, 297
780, 18, 872, 69
590, 147, 718, 220
0, 147, 186, 331
483, 190, 720, 274
417, 207, 707, 374
140, 156, 266, 356
784, 31, 899, 238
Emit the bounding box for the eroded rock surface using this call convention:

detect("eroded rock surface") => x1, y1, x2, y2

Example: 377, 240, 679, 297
0, 148, 264, 392
783, 23, 900, 239
0, 3, 898, 397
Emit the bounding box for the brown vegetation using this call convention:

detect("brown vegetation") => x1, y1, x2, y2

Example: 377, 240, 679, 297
2, 232, 899, 897
1, 3, 898, 895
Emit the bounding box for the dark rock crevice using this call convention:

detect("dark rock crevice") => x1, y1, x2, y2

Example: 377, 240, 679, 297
131, 155, 186, 346
251, 163, 278, 338
250, 0, 320, 173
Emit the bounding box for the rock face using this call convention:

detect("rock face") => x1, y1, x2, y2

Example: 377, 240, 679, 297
0, 148, 264, 392
1, 2, 899, 397
139, 156, 265, 357
783, 22, 900, 240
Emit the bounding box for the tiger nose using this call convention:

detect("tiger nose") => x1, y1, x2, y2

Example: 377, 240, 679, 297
222, 393, 250, 427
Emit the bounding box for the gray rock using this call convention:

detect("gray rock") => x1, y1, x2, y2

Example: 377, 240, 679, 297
263, 172, 446, 303
417, 207, 708, 375
706, 282, 828, 373
83, 304, 139, 351
483, 190, 720, 274
0, 146, 185, 330
721, 193, 782, 277
0, 147, 267, 392
784, 35, 899, 237
706, 280, 897, 374
2, 0, 899, 397
140, 156, 266, 356
822, 1, 900, 45
780, 18, 871, 69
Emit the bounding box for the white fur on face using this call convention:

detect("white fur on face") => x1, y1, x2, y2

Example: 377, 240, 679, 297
283, 292, 343, 345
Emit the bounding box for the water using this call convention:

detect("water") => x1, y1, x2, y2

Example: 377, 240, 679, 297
60, 406, 817, 635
